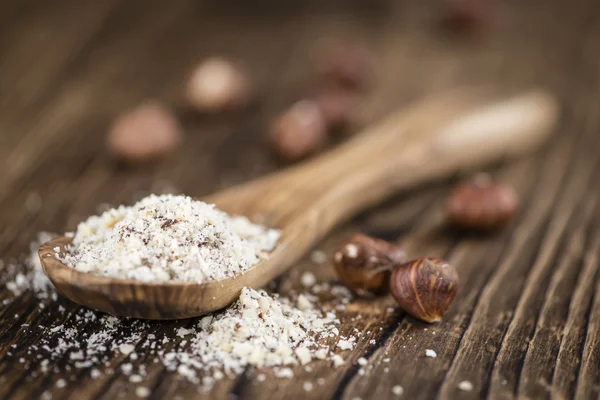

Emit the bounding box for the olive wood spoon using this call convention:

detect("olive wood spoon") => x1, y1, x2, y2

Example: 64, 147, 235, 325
39, 88, 558, 319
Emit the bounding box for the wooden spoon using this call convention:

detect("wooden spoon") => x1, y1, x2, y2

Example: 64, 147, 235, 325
39, 88, 558, 319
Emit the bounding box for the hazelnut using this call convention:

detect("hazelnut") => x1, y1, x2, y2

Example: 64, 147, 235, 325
313, 38, 374, 91
107, 101, 181, 163
268, 100, 327, 161
443, 0, 492, 33
389, 258, 458, 323
314, 86, 360, 128
446, 174, 518, 231
186, 57, 250, 112
333, 234, 406, 297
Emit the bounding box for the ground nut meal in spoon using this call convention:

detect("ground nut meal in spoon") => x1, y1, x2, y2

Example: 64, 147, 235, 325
59, 194, 281, 283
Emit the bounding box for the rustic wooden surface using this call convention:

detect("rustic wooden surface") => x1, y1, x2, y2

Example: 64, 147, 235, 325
0, 0, 599, 399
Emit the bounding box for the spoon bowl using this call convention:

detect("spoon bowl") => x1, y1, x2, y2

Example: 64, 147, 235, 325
39, 87, 558, 319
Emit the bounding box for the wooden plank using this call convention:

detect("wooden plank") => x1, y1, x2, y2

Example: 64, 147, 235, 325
0, 0, 599, 398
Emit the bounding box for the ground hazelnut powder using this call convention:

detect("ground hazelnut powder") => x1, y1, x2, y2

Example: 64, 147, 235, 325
1, 206, 358, 395
60, 194, 281, 283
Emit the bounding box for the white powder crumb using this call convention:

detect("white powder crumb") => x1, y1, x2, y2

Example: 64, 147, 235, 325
357, 357, 368, 366
213, 370, 224, 380
119, 344, 135, 355
41, 391, 52, 400
392, 385, 404, 396
177, 364, 196, 381
295, 347, 312, 365
69, 350, 84, 360
56, 379, 66, 388
90, 369, 101, 379
383, 358, 390, 363
345, 244, 358, 258
314, 348, 328, 360
303, 382, 314, 392
296, 294, 312, 310
60, 195, 281, 283
331, 354, 345, 367
129, 375, 143, 383
121, 363, 133, 374
425, 349, 437, 358
317, 378, 325, 385
135, 387, 150, 398
176, 327, 193, 337
337, 338, 355, 351
310, 250, 327, 264
458, 381, 473, 391
256, 374, 266, 382
301, 272, 316, 288
275, 368, 294, 378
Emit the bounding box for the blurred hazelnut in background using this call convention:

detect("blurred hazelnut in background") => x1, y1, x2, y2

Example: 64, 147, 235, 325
443, 0, 493, 33
313, 38, 375, 92
186, 57, 250, 113
268, 100, 327, 161
446, 174, 518, 231
315, 86, 360, 129
107, 101, 181, 163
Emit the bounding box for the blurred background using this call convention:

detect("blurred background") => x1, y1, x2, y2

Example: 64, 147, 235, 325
4, 0, 597, 243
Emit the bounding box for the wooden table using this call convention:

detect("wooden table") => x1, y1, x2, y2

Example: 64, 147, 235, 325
1, 0, 599, 399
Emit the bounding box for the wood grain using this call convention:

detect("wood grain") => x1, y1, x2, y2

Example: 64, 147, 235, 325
1, 0, 599, 398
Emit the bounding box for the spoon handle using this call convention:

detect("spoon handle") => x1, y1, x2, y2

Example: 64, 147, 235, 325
282, 89, 558, 231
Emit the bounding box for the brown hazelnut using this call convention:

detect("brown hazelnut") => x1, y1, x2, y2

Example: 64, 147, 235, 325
313, 38, 374, 92
333, 234, 406, 297
314, 86, 360, 128
389, 258, 458, 323
107, 101, 181, 163
268, 100, 327, 161
186, 57, 250, 112
443, 0, 493, 33
446, 174, 518, 231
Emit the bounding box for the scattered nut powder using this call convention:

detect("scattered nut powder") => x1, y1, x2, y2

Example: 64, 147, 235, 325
119, 343, 136, 355
301, 271, 317, 288
392, 385, 404, 396
2, 228, 364, 393
310, 250, 327, 264
458, 380, 474, 391
3, 232, 56, 300
135, 387, 151, 398
60, 195, 281, 283
425, 349, 437, 358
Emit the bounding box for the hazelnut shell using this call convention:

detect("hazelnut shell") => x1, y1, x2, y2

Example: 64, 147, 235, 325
446, 176, 518, 231
389, 258, 458, 323
333, 234, 406, 297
